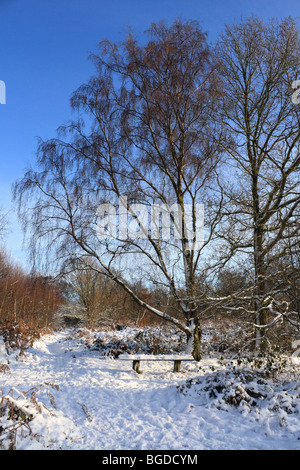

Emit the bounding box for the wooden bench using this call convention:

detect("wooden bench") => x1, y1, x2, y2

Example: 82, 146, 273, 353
118, 354, 194, 373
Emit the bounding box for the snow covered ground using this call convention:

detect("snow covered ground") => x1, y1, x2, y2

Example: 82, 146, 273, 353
0, 327, 299, 450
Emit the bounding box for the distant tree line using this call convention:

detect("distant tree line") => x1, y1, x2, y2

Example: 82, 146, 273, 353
0, 250, 62, 331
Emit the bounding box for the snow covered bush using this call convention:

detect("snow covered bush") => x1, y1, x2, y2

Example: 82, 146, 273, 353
0, 320, 40, 357
178, 362, 300, 435
0, 387, 42, 449
71, 325, 186, 357
0, 382, 76, 450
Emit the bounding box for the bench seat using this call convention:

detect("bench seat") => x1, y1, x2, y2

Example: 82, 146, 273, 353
118, 354, 194, 373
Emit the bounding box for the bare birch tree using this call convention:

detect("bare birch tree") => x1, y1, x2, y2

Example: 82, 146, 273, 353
13, 19, 224, 359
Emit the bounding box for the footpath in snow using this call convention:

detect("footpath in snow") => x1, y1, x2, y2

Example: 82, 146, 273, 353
0, 327, 299, 450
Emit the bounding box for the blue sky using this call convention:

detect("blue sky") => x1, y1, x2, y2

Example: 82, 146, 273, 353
0, 0, 299, 269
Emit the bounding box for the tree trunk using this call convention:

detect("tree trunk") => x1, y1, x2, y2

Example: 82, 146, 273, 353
253, 222, 268, 354
186, 318, 202, 361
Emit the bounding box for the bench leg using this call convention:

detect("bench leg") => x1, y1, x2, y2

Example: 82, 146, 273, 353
133, 360, 141, 373
173, 360, 181, 372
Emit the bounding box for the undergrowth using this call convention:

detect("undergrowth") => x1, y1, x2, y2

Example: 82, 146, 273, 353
0, 381, 59, 450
